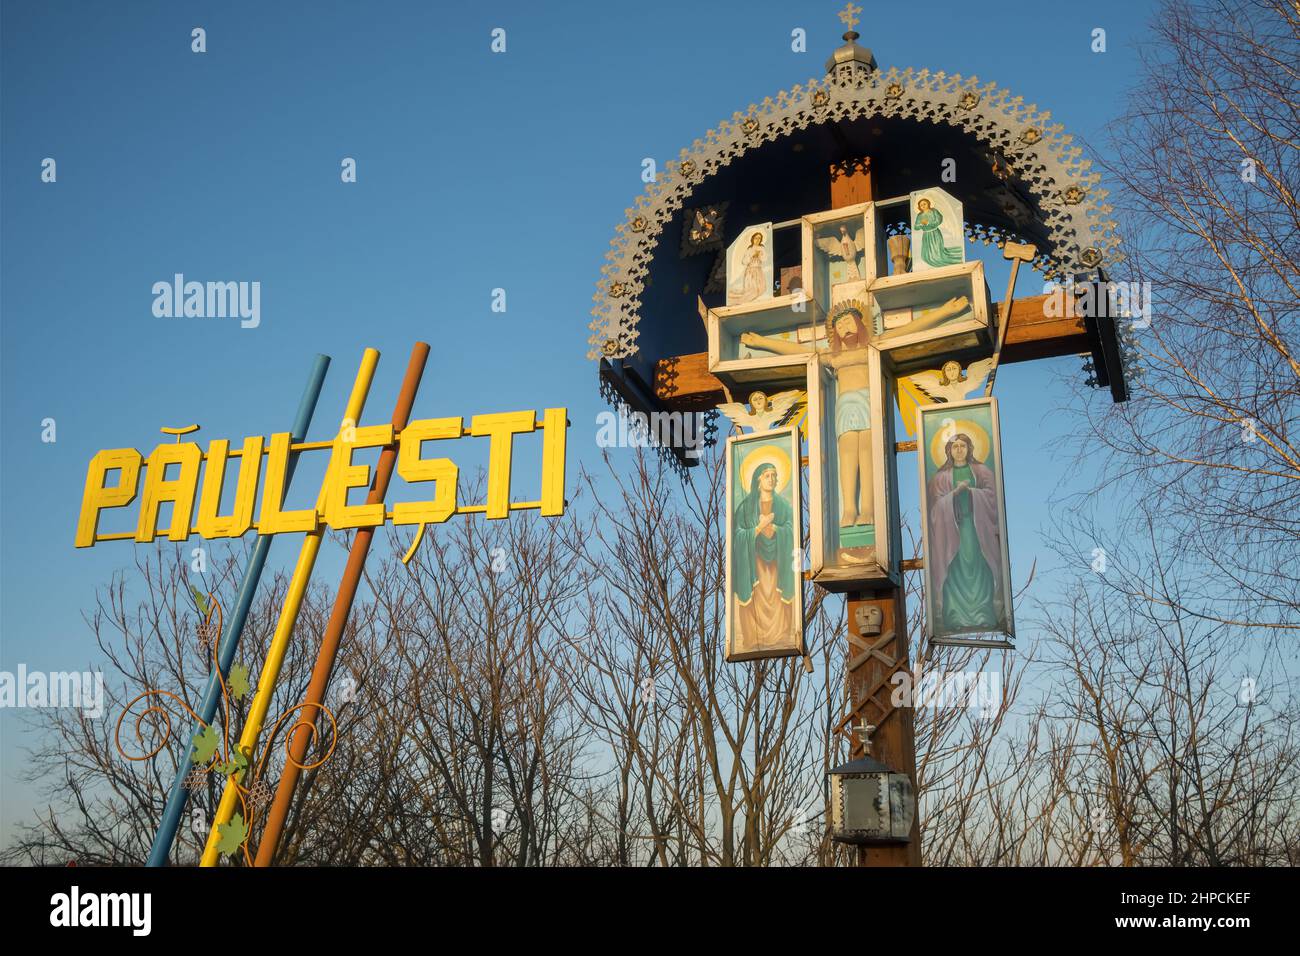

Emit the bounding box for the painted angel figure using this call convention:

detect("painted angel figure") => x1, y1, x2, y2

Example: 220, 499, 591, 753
895, 358, 994, 437
717, 388, 804, 433
910, 358, 994, 403
690, 208, 717, 243
816, 223, 866, 280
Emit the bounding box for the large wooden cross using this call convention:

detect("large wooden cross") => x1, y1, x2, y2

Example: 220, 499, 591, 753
680, 159, 1097, 866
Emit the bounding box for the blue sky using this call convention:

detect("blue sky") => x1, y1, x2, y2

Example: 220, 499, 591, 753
0, 0, 1157, 837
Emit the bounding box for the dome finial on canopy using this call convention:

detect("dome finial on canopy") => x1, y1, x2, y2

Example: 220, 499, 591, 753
827, 2, 877, 79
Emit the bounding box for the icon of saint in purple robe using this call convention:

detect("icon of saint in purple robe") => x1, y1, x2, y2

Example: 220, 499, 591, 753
926, 433, 1002, 631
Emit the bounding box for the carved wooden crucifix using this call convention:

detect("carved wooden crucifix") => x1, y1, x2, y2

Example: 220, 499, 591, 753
703, 158, 1054, 864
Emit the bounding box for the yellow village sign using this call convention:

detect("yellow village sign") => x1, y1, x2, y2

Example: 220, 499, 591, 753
83, 343, 576, 868
75, 408, 569, 555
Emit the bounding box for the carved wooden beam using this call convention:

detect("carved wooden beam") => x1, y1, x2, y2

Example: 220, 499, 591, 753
654, 293, 1085, 411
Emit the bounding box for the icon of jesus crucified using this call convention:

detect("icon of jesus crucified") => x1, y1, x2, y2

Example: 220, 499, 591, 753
740, 295, 970, 545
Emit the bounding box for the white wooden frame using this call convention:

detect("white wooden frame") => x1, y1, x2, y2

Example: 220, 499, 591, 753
806, 346, 898, 591
802, 201, 878, 316
706, 293, 826, 390
915, 396, 1015, 646
871, 195, 912, 279
706, 197, 1003, 602
724, 424, 807, 662
867, 260, 993, 365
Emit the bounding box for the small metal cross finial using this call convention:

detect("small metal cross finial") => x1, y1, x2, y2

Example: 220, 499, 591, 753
852, 718, 876, 747
838, 2, 863, 33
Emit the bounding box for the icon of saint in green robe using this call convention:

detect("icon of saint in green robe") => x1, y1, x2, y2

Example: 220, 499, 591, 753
733, 462, 796, 650
914, 198, 963, 268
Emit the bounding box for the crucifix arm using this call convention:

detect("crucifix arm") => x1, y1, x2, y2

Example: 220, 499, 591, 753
877, 296, 970, 342
740, 331, 812, 356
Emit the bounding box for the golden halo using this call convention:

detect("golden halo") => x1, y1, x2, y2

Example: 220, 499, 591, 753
929, 417, 991, 469
739, 443, 792, 493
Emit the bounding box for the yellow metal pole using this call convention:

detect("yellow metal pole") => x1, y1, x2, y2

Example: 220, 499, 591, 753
199, 348, 379, 867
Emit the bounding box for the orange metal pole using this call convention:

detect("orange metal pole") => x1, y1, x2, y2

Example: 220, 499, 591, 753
253, 341, 429, 865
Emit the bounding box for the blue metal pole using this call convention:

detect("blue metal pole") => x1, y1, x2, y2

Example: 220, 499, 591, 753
146, 353, 330, 866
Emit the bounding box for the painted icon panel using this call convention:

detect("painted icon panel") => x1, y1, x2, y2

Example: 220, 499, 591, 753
725, 425, 805, 661
810, 213, 868, 308
909, 187, 965, 273
706, 296, 824, 390
727, 222, 775, 306
916, 397, 1014, 643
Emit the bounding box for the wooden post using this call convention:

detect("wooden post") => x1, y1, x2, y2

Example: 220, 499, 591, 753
831, 159, 922, 867
830, 157, 875, 208
846, 588, 922, 866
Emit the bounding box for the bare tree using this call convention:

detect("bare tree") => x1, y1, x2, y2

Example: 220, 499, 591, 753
1034, 566, 1300, 866
1071, 0, 1300, 637
567, 448, 835, 866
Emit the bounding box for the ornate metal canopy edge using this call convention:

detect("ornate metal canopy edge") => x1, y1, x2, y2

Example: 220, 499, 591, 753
589, 62, 1122, 362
